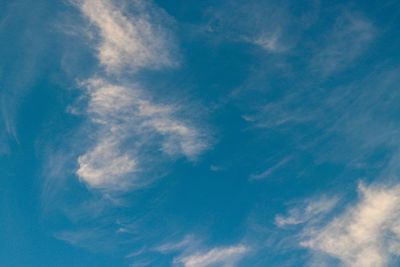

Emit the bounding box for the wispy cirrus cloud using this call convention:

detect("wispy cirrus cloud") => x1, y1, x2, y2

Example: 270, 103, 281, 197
249, 156, 291, 181
0, 0, 56, 148
310, 11, 375, 76
77, 78, 208, 189
77, 0, 177, 72
0, 112, 10, 155
46, 0, 211, 259
205, 0, 319, 53
70, 0, 209, 191
173, 243, 249, 267
275, 195, 339, 227
301, 183, 400, 267
152, 235, 249, 267
243, 65, 400, 177
247, 65, 400, 265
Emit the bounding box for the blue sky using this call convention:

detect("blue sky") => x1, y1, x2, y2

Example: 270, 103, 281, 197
2, 0, 400, 266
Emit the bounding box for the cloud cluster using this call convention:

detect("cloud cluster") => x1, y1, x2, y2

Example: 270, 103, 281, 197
73, 0, 208, 190
301, 184, 400, 267
77, 78, 208, 189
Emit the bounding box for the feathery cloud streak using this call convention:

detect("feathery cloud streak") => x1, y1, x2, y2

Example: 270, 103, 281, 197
275, 196, 338, 227
174, 244, 249, 267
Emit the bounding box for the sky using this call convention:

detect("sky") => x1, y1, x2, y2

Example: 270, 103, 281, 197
1, 0, 400, 266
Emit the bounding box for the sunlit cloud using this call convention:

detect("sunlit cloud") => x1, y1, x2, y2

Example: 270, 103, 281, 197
76, 78, 208, 189
77, 0, 177, 72
71, 0, 209, 191
301, 183, 400, 267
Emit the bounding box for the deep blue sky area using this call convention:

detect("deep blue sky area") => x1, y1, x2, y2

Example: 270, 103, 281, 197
2, 0, 400, 266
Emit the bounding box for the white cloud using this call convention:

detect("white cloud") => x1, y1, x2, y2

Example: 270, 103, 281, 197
77, 0, 176, 72
77, 78, 208, 189
301, 183, 400, 267
77, 136, 138, 188
155, 235, 249, 267
71, 0, 209, 190
275, 196, 338, 227
174, 244, 249, 267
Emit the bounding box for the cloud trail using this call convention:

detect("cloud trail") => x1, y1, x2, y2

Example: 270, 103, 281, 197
275, 196, 338, 227
174, 244, 249, 267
